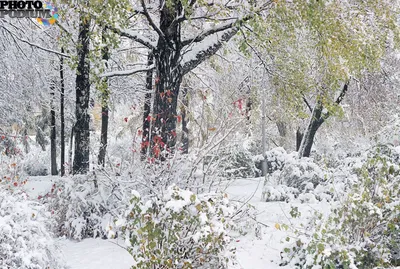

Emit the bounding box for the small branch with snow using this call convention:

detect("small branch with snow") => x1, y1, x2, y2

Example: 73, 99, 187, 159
182, 15, 251, 47
100, 65, 154, 78
107, 26, 156, 50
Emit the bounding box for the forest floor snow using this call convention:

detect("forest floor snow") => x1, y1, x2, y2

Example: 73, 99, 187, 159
23, 176, 330, 269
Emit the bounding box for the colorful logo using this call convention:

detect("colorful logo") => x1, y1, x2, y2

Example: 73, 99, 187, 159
36, 2, 58, 26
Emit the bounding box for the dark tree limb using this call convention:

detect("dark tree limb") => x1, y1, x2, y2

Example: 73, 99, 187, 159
140, 0, 167, 42
302, 96, 312, 113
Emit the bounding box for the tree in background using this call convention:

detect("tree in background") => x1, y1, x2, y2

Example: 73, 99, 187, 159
240, 0, 400, 157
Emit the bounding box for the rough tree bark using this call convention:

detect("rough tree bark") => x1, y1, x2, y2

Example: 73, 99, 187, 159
298, 82, 349, 158
50, 81, 57, 175
150, 1, 184, 158
73, 14, 91, 174
60, 47, 65, 176
98, 30, 110, 167
141, 51, 154, 158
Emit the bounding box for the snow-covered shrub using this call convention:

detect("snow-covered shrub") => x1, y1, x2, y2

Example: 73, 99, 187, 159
286, 146, 400, 268
264, 147, 287, 173
120, 186, 236, 269
262, 185, 299, 202
45, 175, 124, 240
22, 146, 50, 176
264, 148, 326, 189
216, 143, 260, 178
0, 188, 65, 268
262, 148, 330, 202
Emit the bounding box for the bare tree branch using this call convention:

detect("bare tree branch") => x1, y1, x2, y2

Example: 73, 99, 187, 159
302, 96, 313, 113
335, 81, 349, 105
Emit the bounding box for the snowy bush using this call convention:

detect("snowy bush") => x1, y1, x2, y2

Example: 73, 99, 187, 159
262, 148, 331, 202
285, 146, 400, 268
262, 185, 299, 202
0, 187, 65, 268
120, 186, 236, 269
216, 143, 260, 178
22, 146, 50, 176
264, 148, 326, 189
45, 175, 124, 240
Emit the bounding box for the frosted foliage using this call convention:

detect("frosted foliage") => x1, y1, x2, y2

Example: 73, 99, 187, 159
120, 186, 236, 269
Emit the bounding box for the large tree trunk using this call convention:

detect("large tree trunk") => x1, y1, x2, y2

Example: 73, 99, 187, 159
150, 2, 183, 158
60, 47, 66, 176
298, 101, 325, 158
141, 51, 154, 158
73, 14, 91, 174
98, 31, 110, 167
50, 81, 57, 175
181, 87, 189, 154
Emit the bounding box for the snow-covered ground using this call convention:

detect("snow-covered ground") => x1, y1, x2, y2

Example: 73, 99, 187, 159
23, 176, 329, 269
59, 239, 133, 269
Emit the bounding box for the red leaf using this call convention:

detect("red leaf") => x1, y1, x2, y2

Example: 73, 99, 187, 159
176, 115, 182, 123
237, 99, 243, 110
13, 182, 18, 187
141, 141, 150, 149
124, 117, 128, 122
153, 145, 161, 158
138, 130, 143, 136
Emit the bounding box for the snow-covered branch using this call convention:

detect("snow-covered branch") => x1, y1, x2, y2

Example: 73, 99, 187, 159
181, 27, 239, 75
100, 65, 154, 78
107, 26, 156, 50
182, 16, 250, 47
1, 25, 71, 58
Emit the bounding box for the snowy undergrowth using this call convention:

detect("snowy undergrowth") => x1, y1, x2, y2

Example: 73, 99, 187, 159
262, 147, 365, 204
43, 174, 128, 240
282, 144, 400, 268
0, 187, 65, 268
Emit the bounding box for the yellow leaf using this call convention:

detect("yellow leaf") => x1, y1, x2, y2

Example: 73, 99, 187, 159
275, 223, 281, 230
